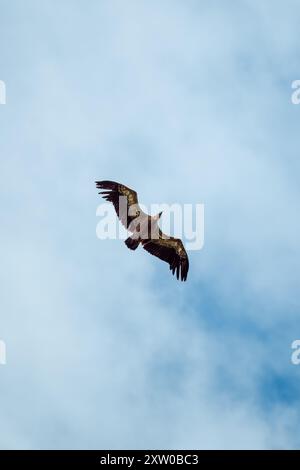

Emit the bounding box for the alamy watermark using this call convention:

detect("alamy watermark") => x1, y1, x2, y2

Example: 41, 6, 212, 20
0, 340, 6, 365
291, 80, 300, 105
291, 340, 300, 365
0, 80, 6, 104
96, 198, 204, 251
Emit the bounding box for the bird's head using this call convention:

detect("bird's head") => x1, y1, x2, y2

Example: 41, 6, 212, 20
154, 211, 163, 220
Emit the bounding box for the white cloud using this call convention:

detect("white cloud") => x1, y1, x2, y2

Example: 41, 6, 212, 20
0, 0, 300, 449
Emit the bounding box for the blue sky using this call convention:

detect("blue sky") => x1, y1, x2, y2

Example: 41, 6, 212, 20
0, 0, 300, 449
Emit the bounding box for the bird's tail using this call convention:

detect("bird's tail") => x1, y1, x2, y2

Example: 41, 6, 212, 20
125, 236, 140, 251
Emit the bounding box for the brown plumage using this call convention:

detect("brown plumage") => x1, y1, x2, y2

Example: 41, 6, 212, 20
96, 180, 189, 281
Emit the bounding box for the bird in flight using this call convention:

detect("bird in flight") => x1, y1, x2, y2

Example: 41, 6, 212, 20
95, 180, 189, 281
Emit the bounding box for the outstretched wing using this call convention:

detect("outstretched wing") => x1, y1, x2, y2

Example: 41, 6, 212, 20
96, 180, 141, 229
142, 236, 189, 281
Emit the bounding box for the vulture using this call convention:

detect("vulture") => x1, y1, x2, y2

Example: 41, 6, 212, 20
95, 180, 189, 281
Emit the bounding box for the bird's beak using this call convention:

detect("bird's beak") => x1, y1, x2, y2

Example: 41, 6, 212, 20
159, 211, 163, 218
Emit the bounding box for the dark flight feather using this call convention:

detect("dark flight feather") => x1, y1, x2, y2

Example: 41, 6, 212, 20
95, 180, 140, 229
142, 236, 189, 282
